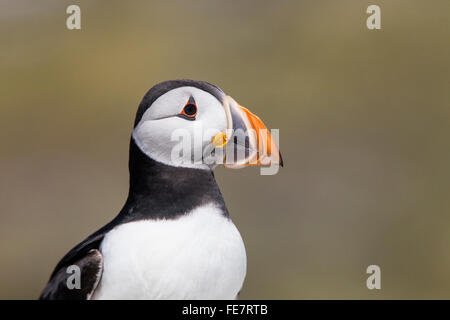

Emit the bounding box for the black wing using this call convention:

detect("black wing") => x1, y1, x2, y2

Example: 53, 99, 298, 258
39, 227, 110, 300
40, 249, 103, 300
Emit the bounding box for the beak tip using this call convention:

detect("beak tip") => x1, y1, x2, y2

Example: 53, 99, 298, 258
279, 152, 284, 167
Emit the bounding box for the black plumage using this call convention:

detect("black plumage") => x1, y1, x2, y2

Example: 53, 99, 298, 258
40, 80, 229, 300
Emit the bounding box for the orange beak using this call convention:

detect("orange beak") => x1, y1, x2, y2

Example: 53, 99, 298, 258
218, 96, 283, 169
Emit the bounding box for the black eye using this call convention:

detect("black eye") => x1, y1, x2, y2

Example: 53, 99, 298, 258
181, 103, 197, 118
184, 104, 196, 115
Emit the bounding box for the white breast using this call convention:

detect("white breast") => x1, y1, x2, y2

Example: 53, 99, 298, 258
91, 203, 247, 300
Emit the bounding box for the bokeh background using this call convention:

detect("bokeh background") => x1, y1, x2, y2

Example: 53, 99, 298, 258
1, 0, 450, 299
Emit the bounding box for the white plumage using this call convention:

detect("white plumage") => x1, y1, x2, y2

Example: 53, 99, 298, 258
92, 203, 247, 300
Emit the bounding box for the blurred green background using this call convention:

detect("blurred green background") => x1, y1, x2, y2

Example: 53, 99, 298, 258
1, 0, 450, 299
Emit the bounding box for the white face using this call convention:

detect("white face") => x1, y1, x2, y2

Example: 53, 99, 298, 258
132, 86, 227, 170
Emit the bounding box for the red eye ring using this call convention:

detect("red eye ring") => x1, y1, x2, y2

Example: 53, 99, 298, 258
180, 101, 197, 119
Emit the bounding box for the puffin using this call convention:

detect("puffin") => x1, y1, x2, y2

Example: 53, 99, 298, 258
40, 79, 282, 300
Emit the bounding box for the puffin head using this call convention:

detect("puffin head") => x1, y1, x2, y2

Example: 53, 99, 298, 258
132, 80, 282, 173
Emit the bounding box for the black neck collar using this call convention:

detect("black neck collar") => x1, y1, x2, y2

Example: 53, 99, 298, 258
115, 138, 228, 222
